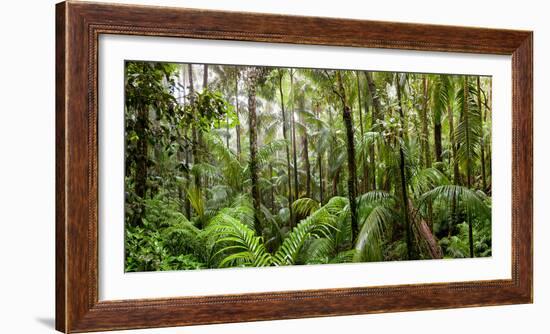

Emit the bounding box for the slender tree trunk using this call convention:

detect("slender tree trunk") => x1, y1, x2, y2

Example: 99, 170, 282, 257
434, 77, 443, 163
183, 128, 192, 219
464, 78, 472, 188
178, 67, 191, 219
328, 104, 336, 197
356, 72, 365, 137
448, 107, 459, 185
421, 76, 432, 168
434, 110, 443, 162
434, 118, 442, 162
234, 74, 242, 159
203, 64, 208, 89
477, 77, 487, 192
290, 70, 300, 200
315, 103, 325, 204
133, 104, 148, 225
337, 72, 358, 242
225, 75, 230, 149
365, 72, 382, 116
356, 71, 368, 193
318, 152, 324, 204
278, 70, 294, 227
396, 76, 415, 260
486, 83, 492, 192
247, 70, 262, 236
187, 64, 201, 190
447, 79, 460, 236
225, 116, 230, 149
200, 64, 208, 187
299, 96, 312, 197
364, 72, 380, 190
269, 163, 275, 212
463, 76, 475, 258
421, 77, 434, 230
332, 170, 340, 197
447, 94, 460, 238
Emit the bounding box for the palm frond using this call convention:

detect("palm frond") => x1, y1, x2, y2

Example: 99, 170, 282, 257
354, 205, 393, 262
420, 185, 490, 218
292, 197, 321, 218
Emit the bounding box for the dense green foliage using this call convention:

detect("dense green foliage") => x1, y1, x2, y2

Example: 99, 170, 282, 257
124, 62, 492, 272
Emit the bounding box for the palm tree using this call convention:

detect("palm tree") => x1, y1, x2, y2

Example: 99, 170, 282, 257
276, 69, 295, 226
420, 75, 431, 168
456, 76, 483, 257
477, 76, 488, 192
290, 69, 300, 202
244, 67, 269, 235
336, 71, 359, 242
364, 71, 382, 190
395, 73, 415, 260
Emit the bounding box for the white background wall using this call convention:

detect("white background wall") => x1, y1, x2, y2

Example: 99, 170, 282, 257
0, 0, 546, 333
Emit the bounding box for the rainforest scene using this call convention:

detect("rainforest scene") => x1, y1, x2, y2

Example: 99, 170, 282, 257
124, 61, 492, 272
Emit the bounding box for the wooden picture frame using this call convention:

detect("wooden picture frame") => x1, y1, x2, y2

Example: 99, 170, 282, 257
56, 1, 533, 332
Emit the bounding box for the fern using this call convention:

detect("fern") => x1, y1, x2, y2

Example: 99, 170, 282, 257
206, 213, 272, 267
273, 207, 335, 265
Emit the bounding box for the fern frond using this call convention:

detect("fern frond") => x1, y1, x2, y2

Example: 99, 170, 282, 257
273, 207, 336, 265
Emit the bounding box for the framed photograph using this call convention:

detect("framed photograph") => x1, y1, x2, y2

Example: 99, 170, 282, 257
56, 1, 532, 332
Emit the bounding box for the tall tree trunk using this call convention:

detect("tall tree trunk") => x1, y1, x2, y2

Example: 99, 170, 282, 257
133, 104, 148, 225
200, 65, 208, 187
433, 76, 443, 163
278, 70, 294, 227
328, 104, 336, 197
477, 77, 487, 192
234, 73, 242, 159
187, 64, 201, 190
178, 67, 191, 219
396, 76, 415, 260
315, 103, 325, 204
337, 72, 358, 242
225, 73, 229, 149
343, 105, 358, 242
421, 76, 432, 168
332, 170, 340, 197
290, 70, 300, 201
356, 72, 365, 138
447, 90, 460, 238
365, 72, 382, 116
183, 128, 192, 219
463, 76, 475, 258
421, 76, 434, 230
486, 83, 492, 193
318, 151, 324, 204
299, 96, 311, 198
356, 71, 368, 193
448, 105, 459, 185
364, 72, 380, 190
203, 64, 208, 89
269, 163, 275, 213
434, 118, 442, 162
247, 70, 262, 236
